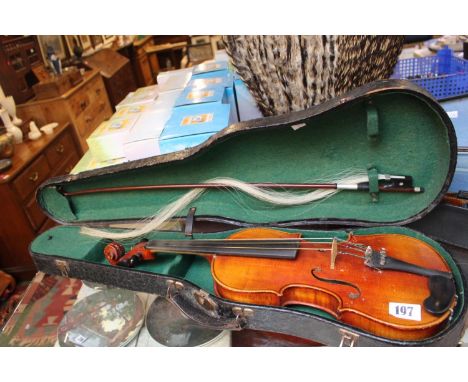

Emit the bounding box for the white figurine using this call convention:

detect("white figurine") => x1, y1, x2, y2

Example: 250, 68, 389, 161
0, 96, 23, 126
28, 121, 42, 141
40, 122, 59, 135
0, 108, 23, 144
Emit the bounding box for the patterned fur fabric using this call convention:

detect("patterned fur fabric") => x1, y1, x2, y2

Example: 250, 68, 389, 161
223, 35, 404, 116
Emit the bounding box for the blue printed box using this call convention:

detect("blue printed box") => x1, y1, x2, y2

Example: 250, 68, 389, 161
192, 61, 228, 75
188, 69, 234, 89
159, 133, 215, 155
174, 85, 227, 107
186, 69, 238, 122
160, 102, 231, 141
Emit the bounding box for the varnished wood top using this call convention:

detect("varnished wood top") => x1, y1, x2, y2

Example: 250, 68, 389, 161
84, 49, 129, 78
0, 122, 70, 184
133, 36, 153, 48
16, 71, 100, 106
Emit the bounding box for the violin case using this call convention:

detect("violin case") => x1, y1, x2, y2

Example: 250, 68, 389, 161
30, 79, 467, 346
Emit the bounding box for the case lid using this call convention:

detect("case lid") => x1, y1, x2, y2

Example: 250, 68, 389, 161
37, 80, 457, 228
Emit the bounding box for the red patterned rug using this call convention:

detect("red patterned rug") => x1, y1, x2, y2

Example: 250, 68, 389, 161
0, 272, 82, 346
0, 282, 29, 330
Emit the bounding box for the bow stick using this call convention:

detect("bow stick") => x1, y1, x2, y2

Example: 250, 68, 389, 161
78, 173, 424, 240
62, 174, 423, 197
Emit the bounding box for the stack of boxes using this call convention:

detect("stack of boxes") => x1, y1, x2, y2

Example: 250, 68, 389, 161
83, 57, 262, 171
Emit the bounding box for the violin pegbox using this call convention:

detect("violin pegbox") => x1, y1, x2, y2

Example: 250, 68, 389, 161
104, 239, 156, 267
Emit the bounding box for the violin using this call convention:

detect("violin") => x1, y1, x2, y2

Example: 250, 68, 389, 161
103, 228, 457, 341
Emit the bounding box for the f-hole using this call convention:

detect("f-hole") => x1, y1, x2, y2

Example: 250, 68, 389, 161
311, 268, 361, 300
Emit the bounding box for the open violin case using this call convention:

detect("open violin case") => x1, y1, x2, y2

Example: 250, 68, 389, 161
30, 79, 467, 346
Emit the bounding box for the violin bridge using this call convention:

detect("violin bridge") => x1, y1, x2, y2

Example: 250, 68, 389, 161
330, 237, 338, 270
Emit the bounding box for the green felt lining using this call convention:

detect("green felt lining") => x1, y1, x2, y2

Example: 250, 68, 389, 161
38, 91, 454, 226
30, 225, 465, 324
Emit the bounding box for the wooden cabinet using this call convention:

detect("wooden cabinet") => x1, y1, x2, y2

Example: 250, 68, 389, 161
133, 36, 156, 87
0, 36, 42, 104
16, 71, 113, 152
83, 49, 137, 108
0, 123, 81, 281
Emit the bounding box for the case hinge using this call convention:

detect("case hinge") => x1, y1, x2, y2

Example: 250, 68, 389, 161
339, 328, 359, 347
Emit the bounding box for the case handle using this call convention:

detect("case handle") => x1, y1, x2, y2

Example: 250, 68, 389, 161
166, 280, 246, 331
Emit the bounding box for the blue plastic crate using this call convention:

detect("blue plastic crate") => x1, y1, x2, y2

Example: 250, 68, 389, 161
391, 54, 468, 100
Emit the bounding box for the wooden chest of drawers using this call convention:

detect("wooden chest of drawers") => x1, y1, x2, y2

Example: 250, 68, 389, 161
0, 123, 80, 281
83, 49, 137, 108
16, 71, 113, 152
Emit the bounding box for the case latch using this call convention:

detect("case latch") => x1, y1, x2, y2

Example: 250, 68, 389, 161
232, 306, 254, 328
194, 290, 218, 312
166, 279, 184, 299
54, 259, 70, 277
339, 328, 359, 347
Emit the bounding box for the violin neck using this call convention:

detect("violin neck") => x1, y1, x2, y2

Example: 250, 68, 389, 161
145, 239, 301, 260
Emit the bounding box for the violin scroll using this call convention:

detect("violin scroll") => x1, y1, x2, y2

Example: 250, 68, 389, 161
103, 239, 156, 267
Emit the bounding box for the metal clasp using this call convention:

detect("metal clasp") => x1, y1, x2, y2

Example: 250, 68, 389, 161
166, 279, 184, 299
54, 259, 70, 277
339, 329, 359, 347
194, 290, 218, 312
232, 306, 254, 329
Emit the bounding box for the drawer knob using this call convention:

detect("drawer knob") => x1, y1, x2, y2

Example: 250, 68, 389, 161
29, 171, 39, 182
56, 144, 64, 154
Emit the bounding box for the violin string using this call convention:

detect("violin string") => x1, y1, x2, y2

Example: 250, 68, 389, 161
147, 237, 369, 252
147, 246, 366, 260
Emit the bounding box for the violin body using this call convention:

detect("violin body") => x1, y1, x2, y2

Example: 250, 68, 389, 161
104, 227, 458, 341
208, 228, 457, 341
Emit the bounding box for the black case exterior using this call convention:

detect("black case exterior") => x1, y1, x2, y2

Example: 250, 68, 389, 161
30, 80, 467, 346
32, 250, 467, 347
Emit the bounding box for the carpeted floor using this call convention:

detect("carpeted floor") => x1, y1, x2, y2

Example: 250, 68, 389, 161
0, 272, 82, 346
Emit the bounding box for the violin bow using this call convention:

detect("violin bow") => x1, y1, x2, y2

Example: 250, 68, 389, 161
61, 174, 423, 197
78, 173, 424, 240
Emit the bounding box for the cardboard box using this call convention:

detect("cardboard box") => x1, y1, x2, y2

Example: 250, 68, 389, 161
189, 69, 237, 122
86, 116, 138, 161
157, 68, 192, 92
70, 151, 127, 174
234, 79, 263, 121
112, 102, 161, 119
116, 85, 159, 109
175, 85, 227, 107
160, 102, 231, 141
188, 69, 234, 89
192, 61, 228, 75
123, 109, 172, 161
159, 133, 214, 154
